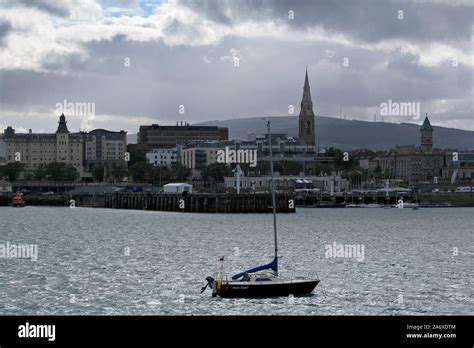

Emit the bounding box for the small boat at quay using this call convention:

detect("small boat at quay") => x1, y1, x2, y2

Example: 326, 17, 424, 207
359, 203, 382, 208
12, 193, 25, 208
394, 198, 419, 209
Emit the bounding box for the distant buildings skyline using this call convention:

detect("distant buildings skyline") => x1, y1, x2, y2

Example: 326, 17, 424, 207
1, 114, 127, 179
1, 67, 471, 148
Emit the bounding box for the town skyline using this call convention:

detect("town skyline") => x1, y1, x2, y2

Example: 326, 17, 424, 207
0, 0, 472, 133
3, 72, 472, 152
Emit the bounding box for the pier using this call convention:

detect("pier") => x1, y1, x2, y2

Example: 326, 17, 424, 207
293, 190, 474, 207
102, 192, 295, 213
295, 190, 416, 206
2, 191, 473, 209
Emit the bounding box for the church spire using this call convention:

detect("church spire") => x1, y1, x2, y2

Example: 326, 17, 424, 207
298, 69, 315, 146
302, 67, 312, 102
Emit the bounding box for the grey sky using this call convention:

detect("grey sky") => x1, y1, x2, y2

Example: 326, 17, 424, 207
0, 0, 472, 135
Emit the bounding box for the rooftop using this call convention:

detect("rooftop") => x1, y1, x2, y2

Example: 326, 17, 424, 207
421, 115, 433, 131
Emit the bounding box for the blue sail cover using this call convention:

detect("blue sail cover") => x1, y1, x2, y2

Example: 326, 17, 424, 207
232, 256, 278, 280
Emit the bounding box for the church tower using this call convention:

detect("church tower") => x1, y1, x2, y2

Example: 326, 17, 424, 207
298, 69, 316, 146
420, 114, 433, 152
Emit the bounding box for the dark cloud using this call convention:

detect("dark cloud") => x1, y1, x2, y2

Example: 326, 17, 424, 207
1, 32, 472, 132
14, 0, 70, 17
0, 19, 11, 46
42, 52, 87, 72
0, 0, 472, 133
181, 0, 473, 44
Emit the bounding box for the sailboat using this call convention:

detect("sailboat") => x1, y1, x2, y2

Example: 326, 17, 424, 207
201, 121, 319, 298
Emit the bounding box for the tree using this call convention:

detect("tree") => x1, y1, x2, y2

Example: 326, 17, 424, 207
129, 151, 146, 166
202, 163, 233, 182
312, 163, 333, 176
128, 161, 153, 182
255, 160, 303, 176
64, 165, 79, 181
45, 162, 64, 181
34, 164, 47, 181
274, 161, 303, 175
44, 162, 79, 181
0, 162, 25, 181
171, 162, 191, 181
161, 166, 174, 183
325, 147, 359, 171
256, 161, 270, 175
22, 171, 35, 181
92, 166, 105, 182
372, 165, 384, 180
150, 165, 173, 186
111, 166, 127, 182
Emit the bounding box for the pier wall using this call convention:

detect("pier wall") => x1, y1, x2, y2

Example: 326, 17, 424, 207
102, 192, 295, 213
418, 192, 474, 207
295, 191, 474, 207
2, 191, 472, 209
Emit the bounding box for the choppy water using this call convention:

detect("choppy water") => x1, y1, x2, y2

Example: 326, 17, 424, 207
0, 206, 472, 315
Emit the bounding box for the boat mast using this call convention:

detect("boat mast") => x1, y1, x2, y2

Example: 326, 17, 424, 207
267, 121, 278, 259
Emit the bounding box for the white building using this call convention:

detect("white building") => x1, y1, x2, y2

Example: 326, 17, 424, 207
163, 183, 192, 193
224, 174, 348, 193
181, 146, 220, 170
180, 134, 316, 171
146, 148, 178, 166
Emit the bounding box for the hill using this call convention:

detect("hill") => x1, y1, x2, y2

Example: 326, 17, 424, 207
195, 116, 474, 151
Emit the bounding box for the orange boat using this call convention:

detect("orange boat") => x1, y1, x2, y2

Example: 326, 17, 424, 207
12, 193, 25, 208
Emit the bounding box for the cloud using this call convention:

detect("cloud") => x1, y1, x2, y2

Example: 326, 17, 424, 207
0, 19, 11, 47
1, 0, 471, 73
0, 0, 472, 133
14, 0, 103, 19
180, 0, 473, 44
219, 48, 243, 66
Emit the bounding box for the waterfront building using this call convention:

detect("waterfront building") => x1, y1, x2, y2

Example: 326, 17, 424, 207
2, 114, 127, 180
180, 135, 316, 170
251, 133, 316, 160
181, 143, 222, 170
371, 116, 445, 182
82, 129, 127, 176
223, 173, 348, 193
146, 148, 178, 167
3, 114, 85, 176
131, 122, 228, 154
442, 152, 474, 181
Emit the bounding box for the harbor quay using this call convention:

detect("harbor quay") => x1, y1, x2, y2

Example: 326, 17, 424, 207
2, 190, 473, 209
0, 191, 296, 213
0, 192, 295, 213
102, 192, 295, 213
